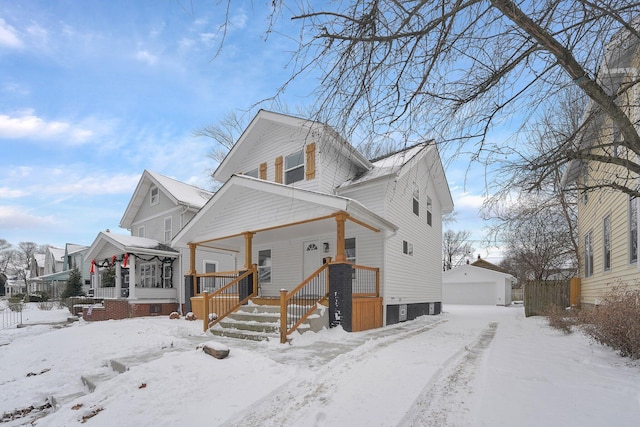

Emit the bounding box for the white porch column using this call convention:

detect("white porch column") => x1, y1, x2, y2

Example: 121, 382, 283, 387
128, 255, 137, 299
115, 260, 122, 298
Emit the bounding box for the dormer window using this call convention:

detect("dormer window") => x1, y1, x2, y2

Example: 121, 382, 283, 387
150, 186, 159, 206
285, 150, 304, 184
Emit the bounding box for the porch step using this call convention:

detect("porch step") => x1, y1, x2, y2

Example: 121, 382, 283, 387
209, 304, 316, 342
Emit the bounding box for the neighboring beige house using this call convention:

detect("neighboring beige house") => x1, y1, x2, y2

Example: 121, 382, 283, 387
563, 26, 640, 306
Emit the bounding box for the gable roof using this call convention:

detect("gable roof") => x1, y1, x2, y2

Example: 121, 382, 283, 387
339, 142, 454, 214
173, 174, 398, 248
85, 231, 178, 263
470, 256, 509, 274
120, 170, 213, 229
213, 110, 372, 183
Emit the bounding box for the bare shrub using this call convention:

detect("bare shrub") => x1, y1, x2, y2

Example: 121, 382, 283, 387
578, 286, 640, 359
544, 304, 576, 334
38, 301, 54, 311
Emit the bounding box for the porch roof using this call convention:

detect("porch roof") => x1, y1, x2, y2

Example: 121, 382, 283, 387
85, 231, 179, 263
173, 175, 398, 250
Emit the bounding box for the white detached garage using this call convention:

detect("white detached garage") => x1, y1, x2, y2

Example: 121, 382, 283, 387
442, 264, 515, 306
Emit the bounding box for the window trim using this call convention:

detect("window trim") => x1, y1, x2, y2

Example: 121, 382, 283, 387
603, 215, 611, 272
164, 216, 172, 243
630, 195, 638, 265
258, 249, 272, 284
137, 226, 145, 238
284, 150, 305, 185
584, 231, 593, 278
150, 186, 159, 206
403, 240, 414, 256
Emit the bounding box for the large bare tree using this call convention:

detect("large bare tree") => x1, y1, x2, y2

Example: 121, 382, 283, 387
211, 1, 640, 195
442, 229, 474, 270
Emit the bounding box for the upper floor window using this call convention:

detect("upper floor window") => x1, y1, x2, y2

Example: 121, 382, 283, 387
164, 216, 172, 242
630, 195, 638, 264
150, 186, 159, 206
138, 226, 145, 238
584, 231, 593, 277
413, 185, 419, 216
581, 167, 589, 205
427, 196, 433, 226
285, 150, 304, 184
603, 215, 611, 271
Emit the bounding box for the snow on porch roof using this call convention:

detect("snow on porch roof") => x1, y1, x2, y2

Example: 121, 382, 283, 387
85, 231, 178, 263
173, 174, 398, 247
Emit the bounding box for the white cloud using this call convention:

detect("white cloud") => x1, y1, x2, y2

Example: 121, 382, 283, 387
52, 173, 140, 196
0, 111, 94, 144
0, 205, 55, 229
0, 187, 27, 198
454, 193, 486, 209
0, 18, 23, 48
135, 49, 158, 66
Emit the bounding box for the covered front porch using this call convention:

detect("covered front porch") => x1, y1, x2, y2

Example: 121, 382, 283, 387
83, 232, 180, 319
173, 175, 397, 341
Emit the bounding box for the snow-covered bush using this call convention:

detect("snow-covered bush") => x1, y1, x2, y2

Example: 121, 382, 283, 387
578, 286, 640, 359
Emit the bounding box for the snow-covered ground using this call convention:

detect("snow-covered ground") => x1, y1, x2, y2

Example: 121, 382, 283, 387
1, 302, 639, 426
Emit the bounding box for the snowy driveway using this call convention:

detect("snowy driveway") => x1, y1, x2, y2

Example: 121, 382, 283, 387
1, 304, 639, 426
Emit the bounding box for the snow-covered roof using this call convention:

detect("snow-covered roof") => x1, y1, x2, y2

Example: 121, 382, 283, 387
85, 231, 178, 263
146, 170, 213, 208
65, 243, 88, 256
339, 143, 429, 188
120, 170, 213, 229
47, 247, 65, 261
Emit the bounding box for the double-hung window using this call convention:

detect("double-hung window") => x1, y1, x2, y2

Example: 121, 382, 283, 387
285, 150, 304, 184
584, 232, 593, 277
150, 186, 159, 205
603, 215, 611, 271
631, 195, 638, 264
164, 216, 172, 242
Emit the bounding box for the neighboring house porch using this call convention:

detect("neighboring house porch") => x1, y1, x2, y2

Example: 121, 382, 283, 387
83, 231, 180, 320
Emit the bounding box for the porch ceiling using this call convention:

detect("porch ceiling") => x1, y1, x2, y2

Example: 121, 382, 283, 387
197, 214, 372, 252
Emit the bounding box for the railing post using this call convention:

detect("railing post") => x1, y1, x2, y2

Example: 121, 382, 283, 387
280, 289, 287, 344
202, 291, 209, 332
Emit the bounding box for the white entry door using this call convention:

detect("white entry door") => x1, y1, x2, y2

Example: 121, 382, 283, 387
303, 240, 323, 279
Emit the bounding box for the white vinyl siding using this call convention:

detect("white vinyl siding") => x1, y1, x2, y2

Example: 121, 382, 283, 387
383, 158, 442, 305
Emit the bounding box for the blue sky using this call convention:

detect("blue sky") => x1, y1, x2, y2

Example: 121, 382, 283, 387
0, 1, 496, 261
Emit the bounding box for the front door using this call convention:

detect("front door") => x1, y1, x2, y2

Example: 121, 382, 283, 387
303, 240, 323, 279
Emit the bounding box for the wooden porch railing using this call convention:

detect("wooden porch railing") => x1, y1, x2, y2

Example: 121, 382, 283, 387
352, 264, 380, 297
197, 267, 257, 332
279, 263, 330, 343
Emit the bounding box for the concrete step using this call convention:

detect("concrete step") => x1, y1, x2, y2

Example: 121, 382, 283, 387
209, 325, 279, 342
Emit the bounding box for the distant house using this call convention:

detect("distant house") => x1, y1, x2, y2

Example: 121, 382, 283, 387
83, 170, 213, 319
29, 244, 93, 298
443, 260, 515, 306
562, 24, 640, 306
83, 110, 453, 338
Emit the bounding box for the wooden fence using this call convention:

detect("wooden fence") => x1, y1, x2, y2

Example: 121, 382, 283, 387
524, 280, 570, 317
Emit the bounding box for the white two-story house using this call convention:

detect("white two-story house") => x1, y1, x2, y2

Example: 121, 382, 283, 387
173, 110, 453, 331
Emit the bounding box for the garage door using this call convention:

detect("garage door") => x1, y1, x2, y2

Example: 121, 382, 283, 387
443, 282, 496, 305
